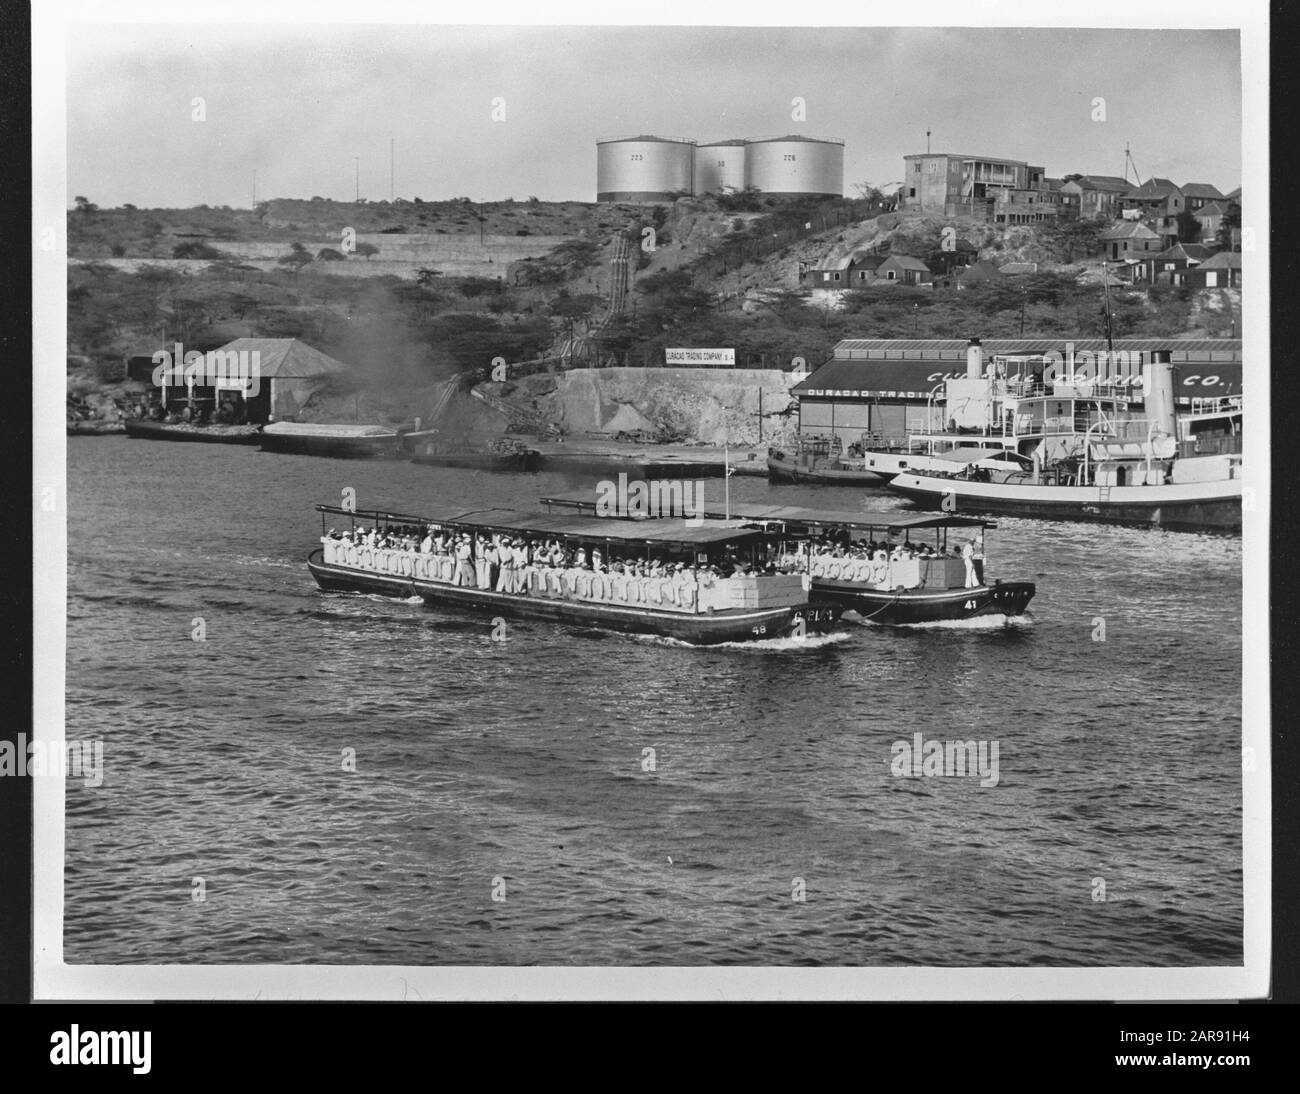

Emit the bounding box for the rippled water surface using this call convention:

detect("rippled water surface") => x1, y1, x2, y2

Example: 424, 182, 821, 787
62, 438, 1243, 966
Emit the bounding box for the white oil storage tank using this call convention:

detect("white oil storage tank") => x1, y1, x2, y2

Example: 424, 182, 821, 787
596, 136, 696, 202
693, 139, 748, 196
744, 135, 844, 198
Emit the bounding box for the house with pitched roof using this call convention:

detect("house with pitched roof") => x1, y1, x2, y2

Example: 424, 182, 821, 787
1193, 201, 1231, 242
876, 254, 933, 285
1182, 250, 1241, 289
1134, 243, 1215, 284
1180, 182, 1227, 213
802, 250, 887, 290
1121, 178, 1186, 218
956, 259, 1002, 287
1057, 175, 1132, 219
1100, 220, 1162, 260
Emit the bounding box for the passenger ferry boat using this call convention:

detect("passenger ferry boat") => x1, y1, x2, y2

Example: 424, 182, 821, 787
872, 342, 1243, 530
306, 504, 841, 644
539, 493, 1036, 625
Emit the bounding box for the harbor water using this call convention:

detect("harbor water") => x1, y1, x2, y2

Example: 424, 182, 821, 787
62, 437, 1243, 967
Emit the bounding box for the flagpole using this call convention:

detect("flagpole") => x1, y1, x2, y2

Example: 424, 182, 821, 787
724, 442, 731, 520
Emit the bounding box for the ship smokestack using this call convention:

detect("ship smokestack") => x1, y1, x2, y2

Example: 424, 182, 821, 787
1142, 350, 1177, 437
966, 338, 983, 380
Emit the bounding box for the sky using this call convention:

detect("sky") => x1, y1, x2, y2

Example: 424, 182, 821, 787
63, 21, 1245, 209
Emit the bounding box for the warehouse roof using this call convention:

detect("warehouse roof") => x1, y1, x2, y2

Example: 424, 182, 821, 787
211, 338, 349, 378
791, 357, 1241, 398
829, 337, 1241, 358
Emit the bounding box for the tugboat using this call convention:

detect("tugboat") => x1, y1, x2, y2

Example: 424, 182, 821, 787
538, 493, 1036, 625
306, 504, 841, 645
875, 342, 1243, 531
766, 433, 887, 485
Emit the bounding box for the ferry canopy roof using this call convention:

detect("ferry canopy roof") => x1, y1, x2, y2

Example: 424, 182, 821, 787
537, 494, 995, 532
316, 505, 768, 546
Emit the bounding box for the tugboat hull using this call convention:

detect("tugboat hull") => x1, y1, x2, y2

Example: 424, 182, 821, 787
767, 450, 891, 485
812, 579, 1036, 625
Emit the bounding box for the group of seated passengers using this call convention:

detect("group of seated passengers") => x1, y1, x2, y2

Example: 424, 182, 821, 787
804, 535, 966, 562
322, 526, 765, 598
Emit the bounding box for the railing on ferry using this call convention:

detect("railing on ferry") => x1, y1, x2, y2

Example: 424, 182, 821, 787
1188, 395, 1243, 416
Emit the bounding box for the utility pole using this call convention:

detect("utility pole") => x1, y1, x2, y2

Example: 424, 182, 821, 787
354, 157, 360, 202
252, 169, 257, 206
390, 138, 395, 201
926, 129, 931, 154
1102, 262, 1115, 354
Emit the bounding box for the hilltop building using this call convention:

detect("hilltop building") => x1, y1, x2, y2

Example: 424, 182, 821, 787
1057, 175, 1132, 219
899, 153, 1058, 222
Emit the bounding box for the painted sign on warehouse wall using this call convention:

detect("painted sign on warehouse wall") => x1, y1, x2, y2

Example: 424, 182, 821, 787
665, 348, 735, 365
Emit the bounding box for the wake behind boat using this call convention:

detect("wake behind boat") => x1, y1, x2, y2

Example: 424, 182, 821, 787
307, 504, 841, 644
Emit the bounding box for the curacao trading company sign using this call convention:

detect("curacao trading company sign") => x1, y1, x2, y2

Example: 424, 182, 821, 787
666, 347, 735, 366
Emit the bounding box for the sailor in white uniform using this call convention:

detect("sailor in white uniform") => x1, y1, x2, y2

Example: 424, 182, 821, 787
962, 539, 979, 588
455, 535, 475, 586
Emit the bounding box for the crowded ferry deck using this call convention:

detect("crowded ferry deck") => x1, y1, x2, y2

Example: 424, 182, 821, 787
307, 504, 842, 644
538, 495, 1037, 624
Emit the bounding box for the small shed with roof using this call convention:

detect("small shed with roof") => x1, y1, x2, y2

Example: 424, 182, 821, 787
154, 337, 351, 424
1182, 250, 1241, 289
876, 254, 933, 285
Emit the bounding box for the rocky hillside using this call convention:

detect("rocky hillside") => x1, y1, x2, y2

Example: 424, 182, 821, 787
66, 193, 1241, 438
